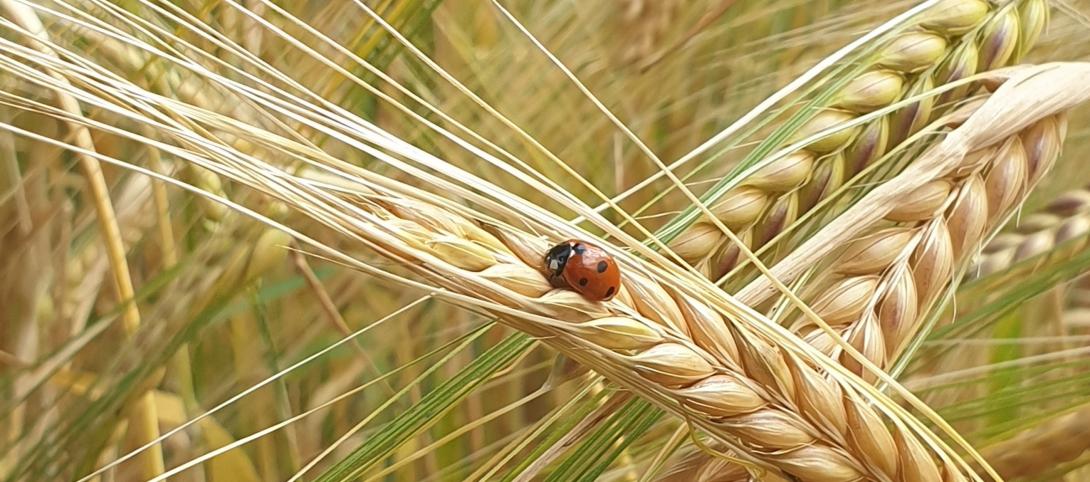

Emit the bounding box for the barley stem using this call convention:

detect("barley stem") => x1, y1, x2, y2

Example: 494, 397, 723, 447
0, 2, 165, 477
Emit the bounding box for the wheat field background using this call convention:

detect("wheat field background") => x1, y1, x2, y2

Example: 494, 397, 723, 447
3, 0, 1090, 481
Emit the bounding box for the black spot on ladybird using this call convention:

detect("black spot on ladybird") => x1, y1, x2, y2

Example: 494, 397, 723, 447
604, 286, 615, 298
597, 261, 608, 273
578, 277, 588, 286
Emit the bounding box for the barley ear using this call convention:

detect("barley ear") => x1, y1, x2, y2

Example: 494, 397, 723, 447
671, 0, 1038, 281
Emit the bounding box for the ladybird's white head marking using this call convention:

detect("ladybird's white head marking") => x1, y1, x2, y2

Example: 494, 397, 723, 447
544, 241, 573, 279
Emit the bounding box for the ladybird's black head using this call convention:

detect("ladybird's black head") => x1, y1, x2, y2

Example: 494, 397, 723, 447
544, 242, 573, 282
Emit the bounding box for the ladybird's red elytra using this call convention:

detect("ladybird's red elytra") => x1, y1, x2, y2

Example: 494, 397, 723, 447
543, 240, 621, 301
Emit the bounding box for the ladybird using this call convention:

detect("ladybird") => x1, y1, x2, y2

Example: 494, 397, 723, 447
543, 239, 621, 301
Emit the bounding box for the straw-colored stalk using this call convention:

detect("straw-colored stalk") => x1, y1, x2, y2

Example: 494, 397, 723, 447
669, 0, 1048, 280
0, 1, 165, 477
79, 25, 235, 228
969, 186, 1090, 278
794, 113, 1066, 375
